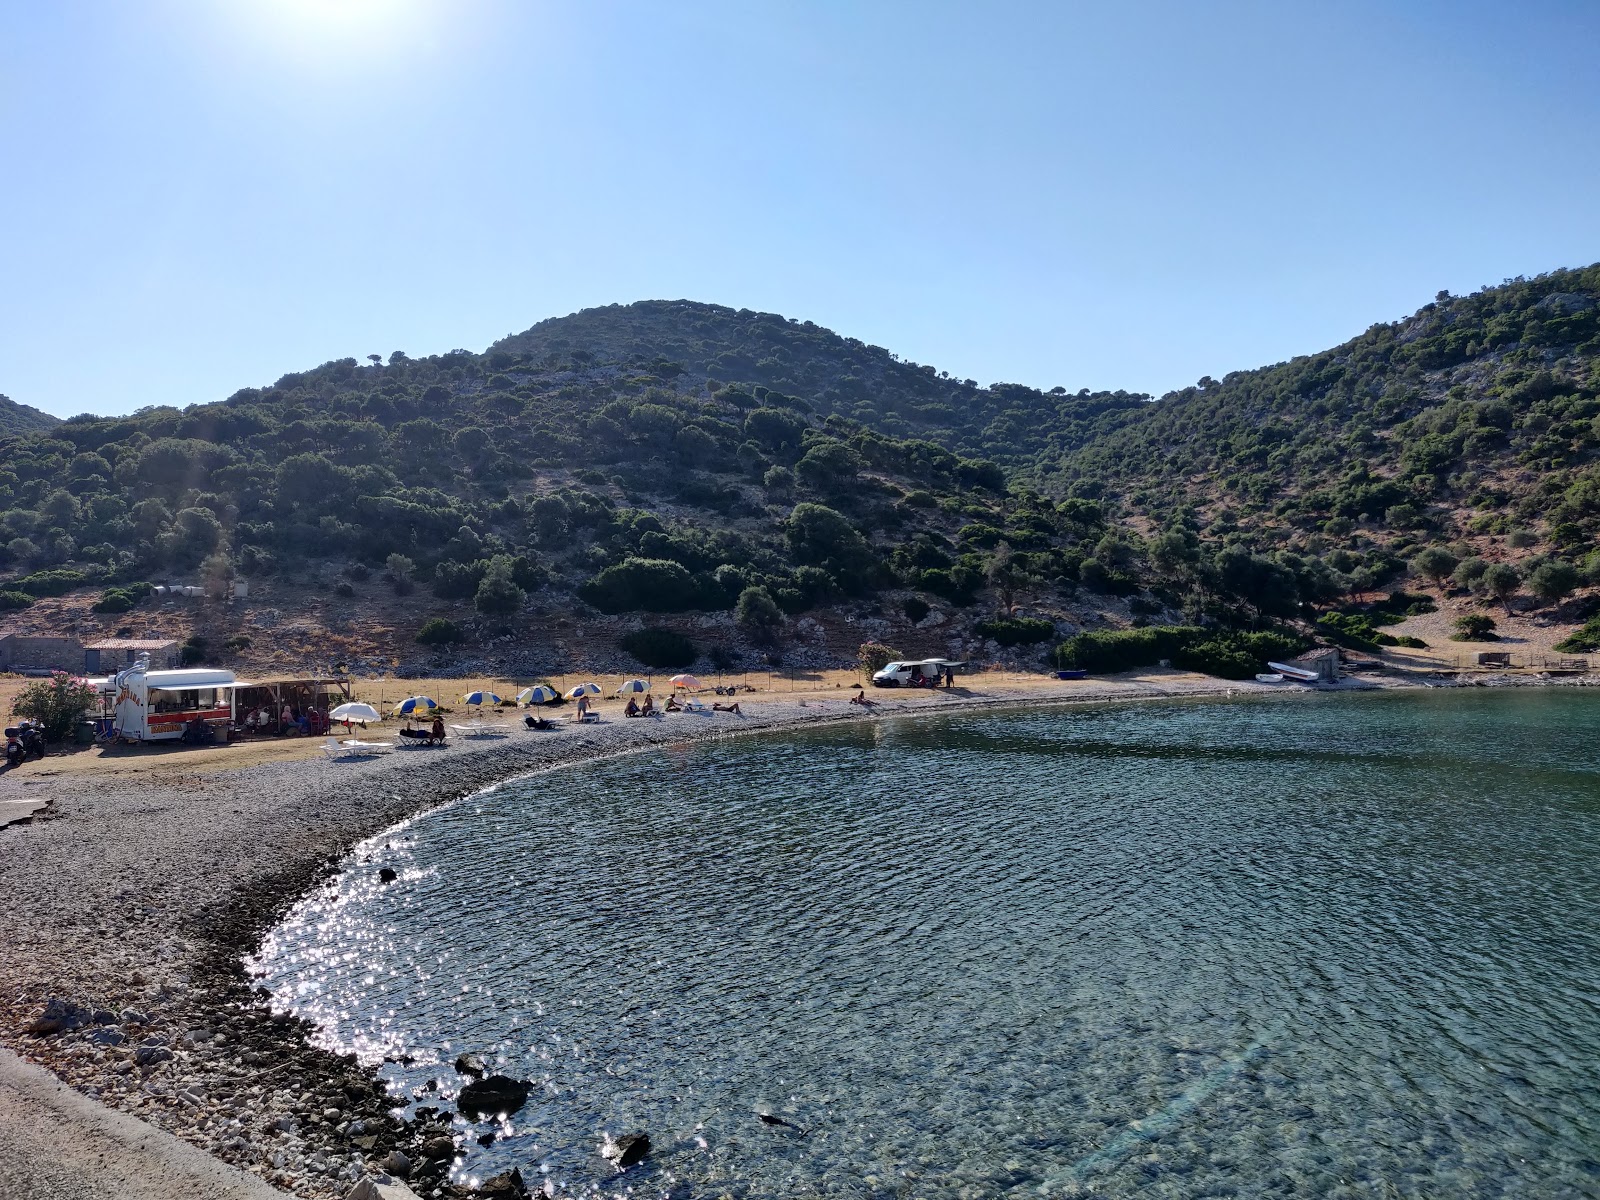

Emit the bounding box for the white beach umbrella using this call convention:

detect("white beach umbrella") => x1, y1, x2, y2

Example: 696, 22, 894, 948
329, 702, 381, 724
615, 679, 651, 695
517, 685, 560, 706
669, 673, 704, 690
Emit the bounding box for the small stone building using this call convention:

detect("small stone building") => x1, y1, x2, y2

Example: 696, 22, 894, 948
83, 637, 181, 673
1290, 646, 1342, 682
0, 633, 85, 673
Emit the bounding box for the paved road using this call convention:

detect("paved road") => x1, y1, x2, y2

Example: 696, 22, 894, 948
0, 1048, 289, 1200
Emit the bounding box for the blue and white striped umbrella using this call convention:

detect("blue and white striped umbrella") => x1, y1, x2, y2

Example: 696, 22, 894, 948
394, 695, 438, 715
565, 682, 601, 699
463, 690, 502, 706
615, 679, 650, 695
517, 685, 559, 706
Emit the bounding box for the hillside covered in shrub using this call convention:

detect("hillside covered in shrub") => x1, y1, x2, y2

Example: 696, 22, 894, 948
1053, 265, 1600, 581
2, 266, 1599, 672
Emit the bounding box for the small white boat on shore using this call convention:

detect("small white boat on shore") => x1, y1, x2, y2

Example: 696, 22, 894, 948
1266, 661, 1321, 683
1254, 673, 1285, 683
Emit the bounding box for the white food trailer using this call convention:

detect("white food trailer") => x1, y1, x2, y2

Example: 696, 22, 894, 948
111, 659, 236, 742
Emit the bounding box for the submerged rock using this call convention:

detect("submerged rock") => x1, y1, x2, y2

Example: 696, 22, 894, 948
457, 1074, 530, 1118
477, 1168, 531, 1198
601, 1132, 651, 1168
379, 868, 398, 884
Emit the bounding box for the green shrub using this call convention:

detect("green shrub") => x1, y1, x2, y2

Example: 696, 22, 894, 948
1171, 639, 1259, 680
474, 557, 525, 616
735, 586, 784, 642
0, 590, 34, 610
178, 635, 207, 667
16, 569, 87, 597
974, 616, 1055, 647
903, 596, 931, 624
1316, 611, 1381, 652
579, 557, 703, 614
1051, 626, 1203, 673
11, 672, 97, 742
1451, 613, 1497, 641
858, 642, 901, 675
91, 581, 153, 613
1554, 616, 1600, 653
1052, 625, 1306, 677
416, 617, 464, 645
619, 628, 697, 669
432, 559, 486, 600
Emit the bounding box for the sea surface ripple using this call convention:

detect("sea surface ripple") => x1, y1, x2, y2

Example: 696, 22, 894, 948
255, 690, 1600, 1197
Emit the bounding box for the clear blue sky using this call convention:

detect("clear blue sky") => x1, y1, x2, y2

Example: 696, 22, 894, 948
2, 1, 1598, 419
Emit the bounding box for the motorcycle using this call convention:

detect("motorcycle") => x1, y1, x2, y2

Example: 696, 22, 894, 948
4, 721, 46, 768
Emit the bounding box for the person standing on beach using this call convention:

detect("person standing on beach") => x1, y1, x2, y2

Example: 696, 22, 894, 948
574, 694, 590, 722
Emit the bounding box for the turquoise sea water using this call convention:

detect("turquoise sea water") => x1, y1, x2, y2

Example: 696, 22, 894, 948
257, 691, 1600, 1197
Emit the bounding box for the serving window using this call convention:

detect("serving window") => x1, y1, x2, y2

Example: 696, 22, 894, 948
149, 687, 226, 712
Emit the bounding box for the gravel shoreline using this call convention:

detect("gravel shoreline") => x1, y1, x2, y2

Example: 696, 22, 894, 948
0, 668, 1563, 1199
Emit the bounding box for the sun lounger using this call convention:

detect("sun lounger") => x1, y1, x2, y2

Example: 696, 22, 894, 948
449, 721, 509, 738
322, 738, 394, 760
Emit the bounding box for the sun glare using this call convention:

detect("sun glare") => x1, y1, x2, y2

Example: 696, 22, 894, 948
222, 0, 436, 62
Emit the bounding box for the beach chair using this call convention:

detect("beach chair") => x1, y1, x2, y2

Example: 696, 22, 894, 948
322, 738, 394, 760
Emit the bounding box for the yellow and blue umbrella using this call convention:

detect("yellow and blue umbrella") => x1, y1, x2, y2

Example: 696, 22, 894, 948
615, 679, 650, 695
395, 695, 438, 715
565, 682, 601, 699
517, 685, 560, 706
463, 690, 502, 706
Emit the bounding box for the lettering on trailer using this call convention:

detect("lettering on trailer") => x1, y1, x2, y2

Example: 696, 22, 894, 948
147, 707, 232, 735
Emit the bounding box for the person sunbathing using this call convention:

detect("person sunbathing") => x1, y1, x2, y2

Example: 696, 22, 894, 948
430, 714, 446, 744
849, 688, 875, 706
712, 701, 742, 715
624, 696, 641, 718
665, 694, 682, 712
641, 693, 655, 715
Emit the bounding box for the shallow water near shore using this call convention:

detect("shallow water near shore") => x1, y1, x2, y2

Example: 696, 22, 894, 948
256, 690, 1600, 1197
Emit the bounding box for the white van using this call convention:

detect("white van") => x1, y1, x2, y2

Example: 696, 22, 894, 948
871, 659, 960, 688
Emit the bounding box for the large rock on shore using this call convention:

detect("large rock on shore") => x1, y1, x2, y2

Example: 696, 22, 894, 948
453, 1051, 486, 1079
25, 998, 95, 1035
456, 1074, 530, 1118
